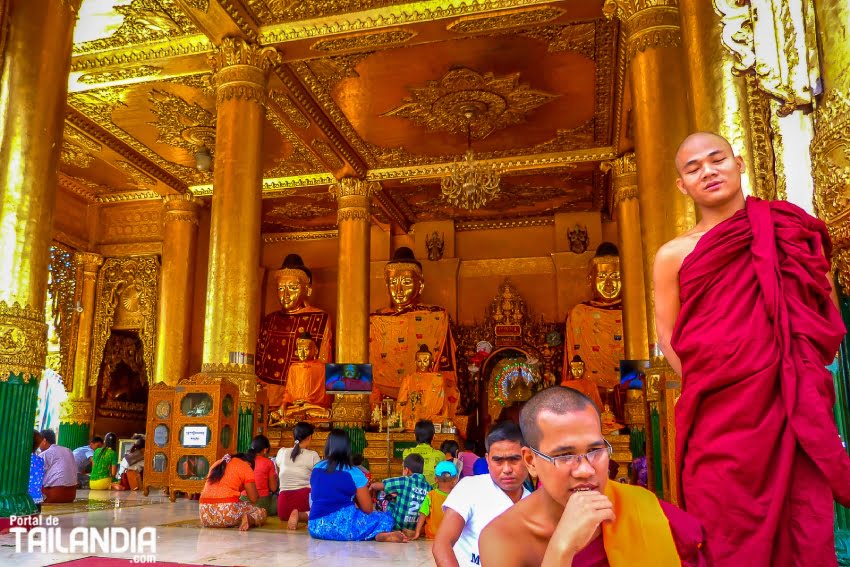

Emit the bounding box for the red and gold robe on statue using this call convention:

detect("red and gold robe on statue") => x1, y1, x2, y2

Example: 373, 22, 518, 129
672, 197, 850, 567
255, 306, 332, 407
369, 305, 457, 399
282, 360, 331, 409
563, 303, 624, 389
396, 371, 460, 431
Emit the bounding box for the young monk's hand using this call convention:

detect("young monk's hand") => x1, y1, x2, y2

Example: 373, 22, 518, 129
553, 490, 616, 557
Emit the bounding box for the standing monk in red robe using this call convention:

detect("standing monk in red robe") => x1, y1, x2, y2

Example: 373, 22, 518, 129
653, 132, 850, 567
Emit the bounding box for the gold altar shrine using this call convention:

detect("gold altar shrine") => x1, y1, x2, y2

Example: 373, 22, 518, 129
2, 0, 849, 521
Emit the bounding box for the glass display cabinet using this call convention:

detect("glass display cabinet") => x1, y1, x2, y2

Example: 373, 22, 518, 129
143, 382, 175, 497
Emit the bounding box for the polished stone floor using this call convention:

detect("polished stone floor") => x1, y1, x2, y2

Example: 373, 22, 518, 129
0, 490, 435, 566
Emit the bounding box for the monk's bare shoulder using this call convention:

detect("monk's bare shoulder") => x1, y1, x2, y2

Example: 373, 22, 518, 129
479, 503, 535, 567
655, 231, 704, 274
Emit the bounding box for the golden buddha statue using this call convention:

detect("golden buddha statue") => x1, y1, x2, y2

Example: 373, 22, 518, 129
562, 355, 604, 411
256, 254, 333, 408
369, 247, 458, 400
396, 345, 460, 431
562, 242, 624, 391
600, 403, 625, 435
269, 333, 331, 426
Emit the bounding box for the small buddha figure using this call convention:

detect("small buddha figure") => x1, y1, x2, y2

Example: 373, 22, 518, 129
562, 242, 624, 393
268, 332, 331, 426
256, 254, 333, 408
600, 403, 625, 435
369, 247, 458, 400
562, 355, 604, 411
396, 344, 459, 431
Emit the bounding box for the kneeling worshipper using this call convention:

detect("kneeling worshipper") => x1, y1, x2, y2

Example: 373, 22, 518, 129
308, 429, 407, 543
276, 422, 320, 530
199, 453, 267, 531
480, 386, 709, 567
243, 435, 278, 516
89, 433, 119, 491
39, 429, 77, 503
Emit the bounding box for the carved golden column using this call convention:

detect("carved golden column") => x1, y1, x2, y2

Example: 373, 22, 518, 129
155, 194, 200, 385
0, 0, 81, 525
812, 0, 850, 290
332, 178, 379, 364
678, 0, 757, 198
203, 38, 281, 452
605, 153, 649, 360
605, 0, 696, 356
59, 253, 103, 450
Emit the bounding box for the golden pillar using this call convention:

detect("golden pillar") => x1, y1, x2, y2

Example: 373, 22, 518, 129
331, 178, 379, 363
0, 0, 81, 522
59, 253, 103, 447
605, 0, 696, 354
606, 153, 649, 360
202, 38, 280, 451
812, 0, 850, 289
678, 0, 757, 198
155, 194, 200, 385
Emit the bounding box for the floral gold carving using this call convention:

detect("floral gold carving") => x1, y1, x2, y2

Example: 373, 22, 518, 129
71, 35, 212, 73
604, 0, 682, 61
455, 217, 554, 231
310, 29, 416, 52
78, 65, 163, 85
48, 245, 81, 390
447, 6, 564, 35
311, 139, 345, 170
263, 230, 338, 242
383, 67, 559, 140
264, 110, 326, 176
73, 0, 199, 55
163, 193, 200, 226
0, 301, 48, 383
745, 74, 779, 201
59, 399, 93, 424
148, 89, 216, 153
269, 91, 310, 129
116, 160, 157, 187
331, 393, 371, 428
64, 125, 102, 153
89, 256, 159, 387
61, 140, 95, 168
265, 202, 336, 222
101, 205, 162, 243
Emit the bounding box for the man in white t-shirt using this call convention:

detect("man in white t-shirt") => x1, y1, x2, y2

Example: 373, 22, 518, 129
433, 421, 530, 566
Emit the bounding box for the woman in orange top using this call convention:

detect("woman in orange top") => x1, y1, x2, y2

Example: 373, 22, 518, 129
199, 453, 267, 531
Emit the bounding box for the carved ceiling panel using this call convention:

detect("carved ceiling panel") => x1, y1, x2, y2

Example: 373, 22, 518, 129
244, 0, 414, 25
261, 189, 339, 232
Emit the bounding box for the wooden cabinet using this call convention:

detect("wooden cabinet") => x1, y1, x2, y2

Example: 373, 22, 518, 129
168, 375, 239, 501
142, 382, 175, 497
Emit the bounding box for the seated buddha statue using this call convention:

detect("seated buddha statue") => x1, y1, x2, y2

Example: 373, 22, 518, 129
369, 247, 458, 400
562, 355, 604, 411
601, 403, 625, 435
396, 345, 459, 432
561, 242, 624, 391
269, 332, 331, 427
256, 254, 333, 408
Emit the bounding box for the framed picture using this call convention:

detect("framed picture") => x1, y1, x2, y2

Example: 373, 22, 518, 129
118, 438, 136, 459
433, 424, 443, 433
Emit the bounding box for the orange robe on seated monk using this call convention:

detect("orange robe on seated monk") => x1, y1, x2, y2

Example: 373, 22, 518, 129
282, 361, 331, 409
672, 198, 850, 567
396, 371, 460, 431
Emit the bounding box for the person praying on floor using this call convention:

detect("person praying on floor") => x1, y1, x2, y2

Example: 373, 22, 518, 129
413, 460, 459, 540
276, 422, 320, 530
39, 429, 77, 503
308, 428, 407, 543
242, 435, 277, 516
199, 453, 267, 531
89, 432, 119, 490
72, 435, 102, 489
370, 453, 431, 537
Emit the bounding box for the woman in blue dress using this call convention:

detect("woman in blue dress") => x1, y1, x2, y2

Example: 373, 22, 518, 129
29, 431, 45, 512
308, 429, 406, 542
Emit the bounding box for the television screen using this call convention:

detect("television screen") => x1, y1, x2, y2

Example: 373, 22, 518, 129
181, 425, 209, 448
325, 363, 373, 393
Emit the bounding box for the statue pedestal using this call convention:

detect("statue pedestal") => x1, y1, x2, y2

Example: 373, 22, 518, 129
331, 393, 371, 428
624, 389, 646, 427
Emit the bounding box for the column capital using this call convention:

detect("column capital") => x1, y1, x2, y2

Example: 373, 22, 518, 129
75, 252, 104, 274
163, 193, 202, 226
0, 300, 47, 383
331, 178, 380, 223
602, 153, 638, 206
603, 0, 681, 60
209, 37, 282, 105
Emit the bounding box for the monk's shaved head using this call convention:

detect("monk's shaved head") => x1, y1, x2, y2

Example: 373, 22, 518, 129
519, 386, 598, 449
675, 132, 735, 173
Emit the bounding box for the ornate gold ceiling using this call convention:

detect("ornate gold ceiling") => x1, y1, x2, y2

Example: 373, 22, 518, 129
63, 0, 626, 231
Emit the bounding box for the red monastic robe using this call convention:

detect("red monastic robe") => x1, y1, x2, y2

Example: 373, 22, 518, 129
672, 197, 850, 567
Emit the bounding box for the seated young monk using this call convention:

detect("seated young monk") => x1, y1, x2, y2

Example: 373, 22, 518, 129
480, 386, 708, 567
654, 132, 850, 566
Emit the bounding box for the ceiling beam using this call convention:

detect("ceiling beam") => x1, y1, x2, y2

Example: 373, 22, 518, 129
174, 0, 260, 44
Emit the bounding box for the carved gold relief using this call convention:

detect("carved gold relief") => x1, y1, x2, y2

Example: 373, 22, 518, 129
64, 125, 102, 153
61, 140, 95, 168
311, 139, 345, 170
264, 110, 326, 176
311, 29, 416, 52
265, 202, 336, 222
0, 301, 48, 383
115, 160, 157, 187
148, 89, 216, 153
89, 256, 159, 387
447, 6, 564, 35
100, 205, 162, 243
48, 245, 81, 390
603, 0, 682, 61
269, 91, 310, 129
59, 399, 93, 425
78, 65, 163, 85
263, 230, 338, 242
73, 0, 199, 55
209, 39, 282, 100
383, 67, 559, 140
511, 21, 596, 57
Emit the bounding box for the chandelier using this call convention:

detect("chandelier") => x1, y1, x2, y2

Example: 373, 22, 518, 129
441, 110, 500, 210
